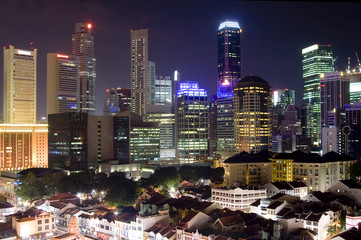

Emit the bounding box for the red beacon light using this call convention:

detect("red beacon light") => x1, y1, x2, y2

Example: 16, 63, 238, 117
57, 54, 69, 59
87, 23, 92, 29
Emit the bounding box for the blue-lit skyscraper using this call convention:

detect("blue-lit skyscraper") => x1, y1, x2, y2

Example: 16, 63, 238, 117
176, 82, 208, 164
216, 21, 242, 157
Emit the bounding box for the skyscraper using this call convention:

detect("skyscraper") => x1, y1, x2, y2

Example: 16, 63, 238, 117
302, 44, 333, 146
47, 53, 79, 115
234, 75, 272, 153
176, 82, 208, 164
104, 88, 119, 115
3, 46, 37, 124
131, 28, 149, 116
216, 20, 242, 157
320, 72, 349, 127
117, 88, 131, 112
2, 46, 48, 172
72, 23, 96, 115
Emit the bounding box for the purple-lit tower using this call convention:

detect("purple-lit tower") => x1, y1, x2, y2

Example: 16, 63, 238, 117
217, 21, 242, 157
176, 82, 208, 164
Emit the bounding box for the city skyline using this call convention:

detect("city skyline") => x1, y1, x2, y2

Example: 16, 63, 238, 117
1, 1, 361, 117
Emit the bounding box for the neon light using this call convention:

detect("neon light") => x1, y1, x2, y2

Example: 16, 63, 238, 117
17, 50, 31, 56
302, 44, 319, 54
57, 54, 69, 59
218, 21, 240, 30
273, 91, 279, 106
87, 23, 92, 29
174, 70, 178, 81
177, 82, 207, 97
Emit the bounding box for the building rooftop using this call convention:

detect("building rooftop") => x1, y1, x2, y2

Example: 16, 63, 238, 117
223, 150, 272, 164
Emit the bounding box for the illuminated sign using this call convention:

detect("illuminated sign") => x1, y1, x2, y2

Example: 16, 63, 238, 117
17, 50, 31, 56
57, 54, 69, 59
273, 91, 279, 106
302, 44, 319, 54
218, 21, 240, 30
222, 79, 230, 86
177, 82, 207, 97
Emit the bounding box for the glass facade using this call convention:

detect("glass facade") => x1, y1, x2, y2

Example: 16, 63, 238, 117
350, 82, 361, 103
177, 82, 208, 164
302, 44, 333, 146
217, 21, 242, 156
104, 88, 119, 115
72, 23, 96, 115
48, 112, 88, 171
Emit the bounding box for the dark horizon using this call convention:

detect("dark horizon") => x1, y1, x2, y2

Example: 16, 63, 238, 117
1, 0, 361, 117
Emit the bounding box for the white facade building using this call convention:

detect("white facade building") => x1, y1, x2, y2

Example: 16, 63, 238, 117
211, 187, 267, 212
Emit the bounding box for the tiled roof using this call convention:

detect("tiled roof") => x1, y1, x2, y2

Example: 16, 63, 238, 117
267, 201, 284, 210
218, 215, 243, 226
223, 151, 272, 164
0, 202, 13, 209
340, 179, 361, 189
334, 227, 361, 240
179, 211, 198, 224
48, 192, 77, 201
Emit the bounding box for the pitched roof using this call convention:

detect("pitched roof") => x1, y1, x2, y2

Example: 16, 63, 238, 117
267, 201, 284, 210
274, 150, 355, 163
0, 202, 13, 209
218, 215, 243, 226
48, 192, 77, 201
223, 151, 272, 164
179, 211, 198, 224
334, 227, 361, 240
340, 179, 361, 189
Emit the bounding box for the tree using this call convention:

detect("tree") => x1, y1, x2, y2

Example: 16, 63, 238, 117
104, 177, 140, 207
15, 172, 49, 201
212, 167, 225, 179
348, 163, 361, 183
326, 224, 338, 237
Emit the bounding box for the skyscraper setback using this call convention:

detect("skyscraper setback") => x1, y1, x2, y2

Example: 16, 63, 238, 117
302, 44, 333, 146
72, 23, 96, 115
131, 28, 149, 117
216, 20, 242, 157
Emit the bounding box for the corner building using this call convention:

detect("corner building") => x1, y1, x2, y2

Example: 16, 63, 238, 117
234, 75, 272, 153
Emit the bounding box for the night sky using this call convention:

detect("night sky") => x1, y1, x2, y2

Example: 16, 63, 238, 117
1, 0, 361, 118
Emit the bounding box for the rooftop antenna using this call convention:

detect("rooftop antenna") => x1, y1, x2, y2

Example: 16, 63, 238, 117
347, 57, 351, 74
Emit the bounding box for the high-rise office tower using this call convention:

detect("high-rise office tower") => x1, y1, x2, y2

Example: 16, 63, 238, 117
47, 53, 79, 115
272, 89, 295, 134
176, 82, 208, 164
72, 23, 96, 115
345, 102, 361, 160
148, 61, 156, 105
131, 28, 149, 116
349, 72, 361, 103
272, 89, 295, 115
4, 46, 37, 124
104, 88, 119, 115
320, 72, 350, 128
154, 76, 172, 105
302, 44, 333, 146
2, 46, 48, 172
234, 75, 272, 153
209, 95, 217, 157
117, 88, 131, 112
216, 20, 242, 157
